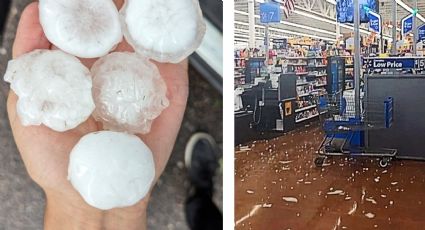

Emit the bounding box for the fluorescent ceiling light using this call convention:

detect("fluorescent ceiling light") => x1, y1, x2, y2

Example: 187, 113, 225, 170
252, 1, 375, 36
235, 10, 336, 36
234, 21, 335, 41
243, 1, 392, 41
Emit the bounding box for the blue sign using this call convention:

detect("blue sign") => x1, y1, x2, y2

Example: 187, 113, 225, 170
368, 11, 381, 34
336, 0, 378, 23
418, 24, 425, 42
363, 57, 425, 69
260, 3, 281, 24
402, 14, 414, 36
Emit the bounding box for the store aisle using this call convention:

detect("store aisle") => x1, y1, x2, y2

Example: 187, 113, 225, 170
235, 124, 425, 230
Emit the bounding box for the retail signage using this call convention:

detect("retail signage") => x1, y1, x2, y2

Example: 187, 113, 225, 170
418, 24, 425, 42
363, 58, 425, 69
336, 0, 378, 23
368, 11, 381, 34
272, 38, 287, 49
401, 14, 414, 37
259, 3, 281, 24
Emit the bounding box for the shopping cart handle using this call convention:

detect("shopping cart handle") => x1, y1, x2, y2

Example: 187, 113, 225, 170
384, 97, 394, 128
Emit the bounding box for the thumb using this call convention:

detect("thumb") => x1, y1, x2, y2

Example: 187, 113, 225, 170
12, 2, 50, 58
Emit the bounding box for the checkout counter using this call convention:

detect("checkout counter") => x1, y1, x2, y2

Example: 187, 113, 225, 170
235, 74, 297, 145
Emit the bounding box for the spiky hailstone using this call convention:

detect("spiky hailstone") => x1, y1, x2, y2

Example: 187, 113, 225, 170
3, 49, 95, 132
92, 52, 169, 134
39, 0, 122, 58
68, 131, 155, 210
120, 0, 206, 63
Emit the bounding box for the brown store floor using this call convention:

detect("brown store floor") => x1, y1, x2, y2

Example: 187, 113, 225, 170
235, 123, 425, 230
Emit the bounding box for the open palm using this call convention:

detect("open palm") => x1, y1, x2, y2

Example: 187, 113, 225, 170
6, 1, 188, 213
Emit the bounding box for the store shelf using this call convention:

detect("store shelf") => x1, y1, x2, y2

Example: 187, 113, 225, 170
295, 104, 317, 113
298, 92, 311, 97
314, 83, 327, 87
234, 67, 245, 69
306, 56, 325, 59
307, 65, 327, 68
296, 82, 310, 86
295, 113, 319, 123
309, 73, 327, 77
296, 72, 309, 75
285, 57, 308, 60
291, 43, 312, 47
285, 56, 325, 60
288, 63, 308, 66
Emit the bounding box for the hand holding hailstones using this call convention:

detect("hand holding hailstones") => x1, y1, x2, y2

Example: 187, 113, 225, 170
4, 0, 205, 210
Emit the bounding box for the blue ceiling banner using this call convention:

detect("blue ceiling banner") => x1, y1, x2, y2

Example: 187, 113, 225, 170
336, 0, 378, 24
418, 24, 425, 42
368, 11, 381, 34
259, 2, 281, 24
401, 14, 414, 37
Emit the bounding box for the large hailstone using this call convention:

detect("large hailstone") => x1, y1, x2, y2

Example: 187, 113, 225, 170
3, 49, 95, 132
120, 0, 206, 63
39, 0, 122, 58
68, 131, 155, 210
92, 52, 169, 134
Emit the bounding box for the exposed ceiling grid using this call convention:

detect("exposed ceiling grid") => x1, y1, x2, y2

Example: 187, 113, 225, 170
234, 0, 425, 44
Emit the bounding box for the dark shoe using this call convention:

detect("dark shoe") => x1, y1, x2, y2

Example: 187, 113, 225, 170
184, 133, 219, 194
184, 133, 222, 230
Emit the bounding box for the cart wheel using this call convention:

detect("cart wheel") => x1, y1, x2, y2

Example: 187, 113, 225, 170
314, 157, 325, 167
379, 158, 390, 168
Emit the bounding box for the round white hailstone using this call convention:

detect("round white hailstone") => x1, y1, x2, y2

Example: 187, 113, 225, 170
3, 49, 95, 132
91, 52, 169, 134
68, 131, 155, 210
120, 0, 206, 63
39, 0, 122, 58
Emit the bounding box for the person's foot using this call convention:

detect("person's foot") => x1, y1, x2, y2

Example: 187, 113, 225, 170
184, 132, 219, 194
184, 133, 222, 230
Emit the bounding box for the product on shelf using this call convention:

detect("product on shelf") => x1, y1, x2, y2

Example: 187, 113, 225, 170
296, 84, 314, 95
295, 108, 319, 123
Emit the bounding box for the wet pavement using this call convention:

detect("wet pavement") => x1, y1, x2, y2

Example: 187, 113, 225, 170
235, 123, 425, 230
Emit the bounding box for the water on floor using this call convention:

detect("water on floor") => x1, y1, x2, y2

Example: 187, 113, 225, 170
235, 123, 425, 230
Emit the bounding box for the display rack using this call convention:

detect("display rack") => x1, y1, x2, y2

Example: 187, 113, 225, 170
234, 57, 247, 85
343, 55, 354, 90
283, 49, 328, 123
234, 49, 249, 86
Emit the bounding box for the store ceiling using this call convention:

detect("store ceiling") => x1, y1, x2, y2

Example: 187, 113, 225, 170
234, 0, 425, 44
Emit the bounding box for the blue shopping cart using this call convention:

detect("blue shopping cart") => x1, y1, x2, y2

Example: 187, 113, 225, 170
314, 91, 397, 168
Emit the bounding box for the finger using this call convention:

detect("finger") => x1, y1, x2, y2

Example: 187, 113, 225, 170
113, 0, 125, 9
12, 2, 51, 58
154, 59, 189, 105
139, 60, 189, 178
